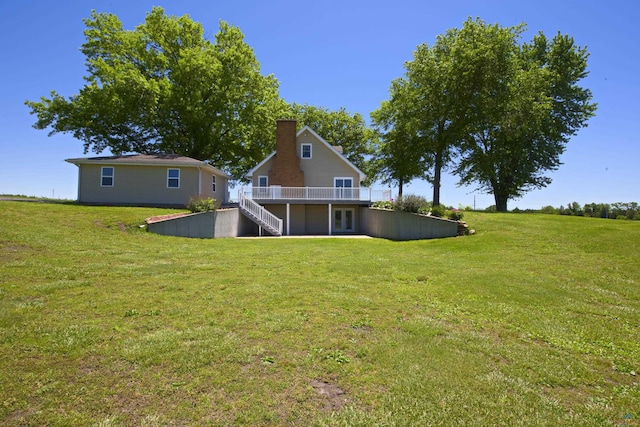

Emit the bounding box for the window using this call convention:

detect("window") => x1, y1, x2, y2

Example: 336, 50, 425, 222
212, 175, 216, 192
334, 177, 354, 199
257, 176, 268, 197
101, 167, 114, 187
301, 143, 312, 159
167, 168, 180, 188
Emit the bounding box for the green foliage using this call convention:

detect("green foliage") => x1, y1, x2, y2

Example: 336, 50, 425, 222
429, 204, 446, 218
417, 205, 431, 215
540, 201, 639, 221
370, 95, 429, 197
25, 7, 286, 178
371, 200, 394, 210
446, 209, 464, 221
186, 196, 216, 213
373, 18, 596, 212
540, 205, 559, 215
395, 194, 429, 213
452, 19, 597, 211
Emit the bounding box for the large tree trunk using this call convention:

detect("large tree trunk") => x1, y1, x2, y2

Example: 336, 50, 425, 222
494, 193, 509, 212
432, 150, 443, 206
398, 177, 404, 199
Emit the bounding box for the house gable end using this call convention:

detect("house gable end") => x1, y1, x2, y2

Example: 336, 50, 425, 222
296, 126, 366, 183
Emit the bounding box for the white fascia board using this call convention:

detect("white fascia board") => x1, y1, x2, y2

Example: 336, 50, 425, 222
245, 152, 275, 178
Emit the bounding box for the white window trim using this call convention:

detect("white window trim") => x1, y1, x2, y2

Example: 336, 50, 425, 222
334, 177, 353, 187
258, 175, 268, 187
101, 166, 114, 187
167, 168, 180, 189
301, 143, 312, 159
334, 177, 354, 199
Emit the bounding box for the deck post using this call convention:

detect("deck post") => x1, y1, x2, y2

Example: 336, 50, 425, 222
328, 203, 332, 235
286, 203, 290, 236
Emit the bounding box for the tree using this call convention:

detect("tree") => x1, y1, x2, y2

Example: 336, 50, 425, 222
25, 7, 286, 178
370, 84, 427, 197
451, 19, 597, 211
371, 29, 465, 205
288, 103, 374, 183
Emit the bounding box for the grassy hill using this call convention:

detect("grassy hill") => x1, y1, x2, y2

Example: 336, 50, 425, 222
1, 201, 638, 426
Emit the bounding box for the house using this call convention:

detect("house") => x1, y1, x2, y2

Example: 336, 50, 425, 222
240, 119, 392, 235
66, 154, 231, 208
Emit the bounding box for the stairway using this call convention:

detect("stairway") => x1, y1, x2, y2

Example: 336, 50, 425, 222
238, 191, 283, 236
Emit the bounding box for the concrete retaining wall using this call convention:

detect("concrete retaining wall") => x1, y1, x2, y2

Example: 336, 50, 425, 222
361, 208, 458, 240
147, 209, 243, 238
147, 207, 459, 240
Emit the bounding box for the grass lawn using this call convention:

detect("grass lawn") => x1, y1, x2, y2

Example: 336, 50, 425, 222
1, 201, 638, 426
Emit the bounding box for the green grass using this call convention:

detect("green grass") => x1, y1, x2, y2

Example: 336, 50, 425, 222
1, 201, 639, 426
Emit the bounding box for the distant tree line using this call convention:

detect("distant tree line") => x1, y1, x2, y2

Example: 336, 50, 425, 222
501, 202, 640, 220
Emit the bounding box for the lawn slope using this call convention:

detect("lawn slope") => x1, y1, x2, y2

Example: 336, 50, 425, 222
1, 201, 638, 426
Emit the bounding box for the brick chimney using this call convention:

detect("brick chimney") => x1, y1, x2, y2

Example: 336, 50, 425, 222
269, 119, 304, 187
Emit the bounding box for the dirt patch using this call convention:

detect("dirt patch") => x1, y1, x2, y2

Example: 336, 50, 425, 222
310, 379, 346, 411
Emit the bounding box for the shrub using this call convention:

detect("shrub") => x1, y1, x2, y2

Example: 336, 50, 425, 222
187, 196, 216, 213
446, 209, 464, 221
540, 205, 558, 215
396, 194, 429, 213
430, 204, 446, 217
372, 200, 394, 210
418, 205, 431, 215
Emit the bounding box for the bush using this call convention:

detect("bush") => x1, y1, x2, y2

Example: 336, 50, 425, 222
396, 194, 429, 213
418, 205, 431, 215
187, 196, 216, 213
430, 204, 446, 218
446, 209, 464, 221
372, 200, 394, 210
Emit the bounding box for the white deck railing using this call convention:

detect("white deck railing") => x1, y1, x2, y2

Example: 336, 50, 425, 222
240, 187, 392, 202
238, 191, 283, 235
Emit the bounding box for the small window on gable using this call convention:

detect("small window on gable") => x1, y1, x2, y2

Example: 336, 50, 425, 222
101, 167, 114, 187
258, 176, 268, 187
301, 143, 312, 159
167, 168, 180, 188
212, 175, 216, 192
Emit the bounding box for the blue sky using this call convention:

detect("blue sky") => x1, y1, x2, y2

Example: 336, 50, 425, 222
0, 0, 638, 209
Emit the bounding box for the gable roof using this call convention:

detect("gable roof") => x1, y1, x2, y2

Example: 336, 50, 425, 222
246, 126, 366, 181
65, 154, 231, 178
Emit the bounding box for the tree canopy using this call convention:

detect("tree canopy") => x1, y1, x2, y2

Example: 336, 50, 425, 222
371, 30, 463, 203
370, 86, 427, 197
26, 7, 286, 178
372, 18, 596, 210
452, 19, 597, 211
